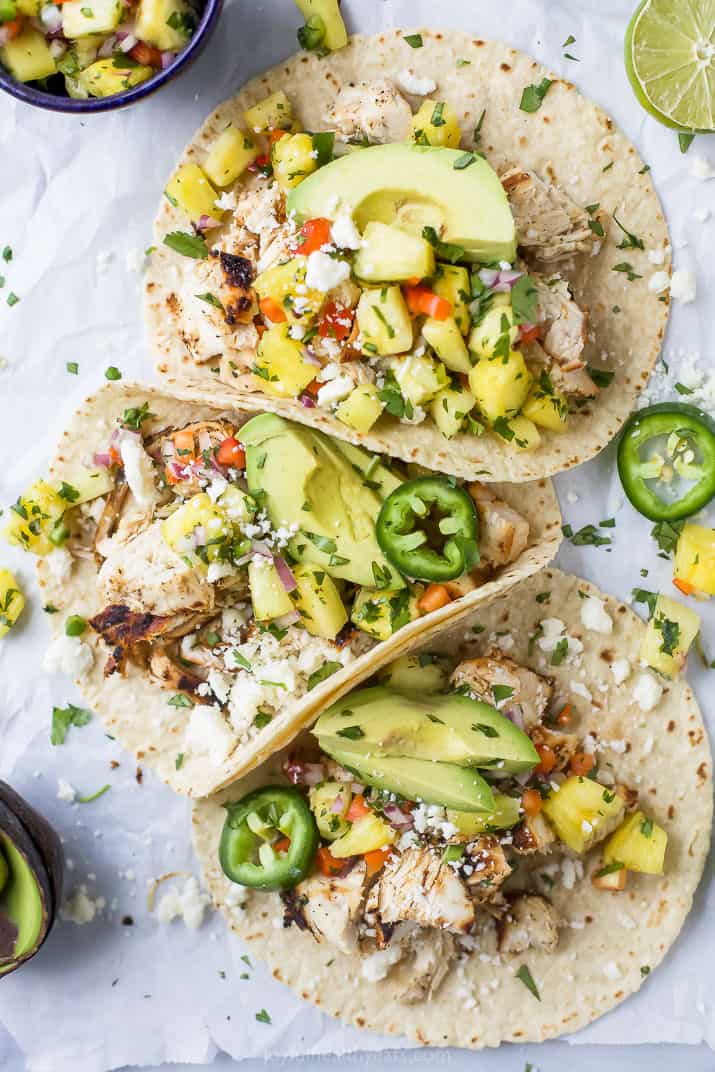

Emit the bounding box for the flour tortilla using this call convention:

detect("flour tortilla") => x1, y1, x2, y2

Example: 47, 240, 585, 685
145, 28, 670, 483
192, 568, 712, 1047
37, 382, 560, 798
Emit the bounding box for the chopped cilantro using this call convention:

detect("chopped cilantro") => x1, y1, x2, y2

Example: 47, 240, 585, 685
121, 401, 154, 430
654, 614, 680, 655
640, 816, 654, 838
167, 693, 193, 708
491, 685, 514, 703
422, 225, 465, 264
66, 361, 79, 375
586, 365, 615, 388
515, 964, 540, 1000
473, 722, 499, 737
195, 292, 223, 310
403, 33, 422, 47
2, 246, 11, 262
336, 725, 364, 740
453, 152, 476, 170
613, 214, 644, 250
255, 1009, 272, 1024
7, 291, 19, 307
163, 231, 208, 259
511, 274, 538, 325
519, 78, 552, 113
105, 366, 122, 381
651, 519, 683, 555
631, 588, 657, 617
77, 784, 111, 804
612, 262, 642, 281
307, 661, 342, 691
175, 753, 185, 770
594, 860, 624, 878
51, 704, 91, 745
550, 637, 569, 666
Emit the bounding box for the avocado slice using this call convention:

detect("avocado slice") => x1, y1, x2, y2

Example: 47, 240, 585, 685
328, 440, 403, 499
240, 413, 403, 588
314, 685, 539, 773
287, 144, 516, 264
322, 744, 495, 812
0, 800, 54, 976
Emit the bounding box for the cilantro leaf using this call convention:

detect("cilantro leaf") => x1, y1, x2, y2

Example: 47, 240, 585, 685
51, 704, 91, 745
519, 78, 552, 113
163, 231, 209, 259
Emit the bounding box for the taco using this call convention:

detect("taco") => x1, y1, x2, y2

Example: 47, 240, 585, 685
192, 568, 711, 1047
145, 28, 670, 483
18, 382, 559, 797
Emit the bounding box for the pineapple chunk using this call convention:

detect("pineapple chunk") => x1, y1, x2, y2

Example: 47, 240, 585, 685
422, 316, 471, 374
290, 563, 347, 639
522, 381, 569, 433
330, 812, 396, 858
4, 481, 67, 556
248, 558, 294, 621
394, 352, 449, 407
603, 810, 667, 874
335, 384, 384, 434
591, 863, 628, 891
244, 91, 294, 134
0, 569, 24, 639
203, 126, 258, 188
351, 586, 417, 641
640, 593, 700, 678
446, 795, 521, 835
674, 523, 715, 597
254, 257, 323, 324
54, 467, 114, 505
76, 58, 152, 97
468, 305, 518, 359
410, 100, 461, 148
161, 493, 231, 563
429, 383, 476, 439
62, 0, 122, 38
309, 782, 352, 841
295, 0, 347, 50
165, 164, 221, 224
134, 0, 194, 51
357, 286, 413, 356
272, 132, 318, 192
433, 265, 470, 334
253, 322, 317, 398
1, 28, 56, 82
469, 350, 532, 424
353, 222, 434, 283
542, 777, 626, 854
503, 415, 541, 451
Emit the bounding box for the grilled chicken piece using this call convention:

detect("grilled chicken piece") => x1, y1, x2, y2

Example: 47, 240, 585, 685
366, 847, 476, 933
396, 927, 458, 1004
462, 836, 513, 904
150, 419, 236, 496
148, 648, 202, 693
93, 478, 129, 556
291, 861, 367, 953
530, 725, 579, 772
450, 651, 552, 731
498, 893, 560, 955
98, 523, 215, 617
211, 251, 256, 325
467, 483, 530, 569
501, 167, 595, 263
512, 811, 557, 855
527, 273, 597, 399
326, 80, 413, 144
89, 604, 177, 675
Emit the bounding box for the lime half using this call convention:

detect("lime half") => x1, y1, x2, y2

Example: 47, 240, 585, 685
625, 0, 715, 132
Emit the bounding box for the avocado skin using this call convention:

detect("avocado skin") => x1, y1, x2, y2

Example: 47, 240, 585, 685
287, 144, 517, 263
322, 745, 496, 813
315, 685, 539, 772
0, 785, 62, 976
240, 413, 403, 588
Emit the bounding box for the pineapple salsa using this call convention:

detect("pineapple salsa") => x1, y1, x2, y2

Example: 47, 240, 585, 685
4, 396, 535, 772
217, 643, 668, 1001
159, 82, 608, 450
0, 0, 198, 98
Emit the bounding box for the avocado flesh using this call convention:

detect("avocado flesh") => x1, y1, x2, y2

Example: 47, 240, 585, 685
325, 745, 495, 813
329, 440, 403, 498
0, 832, 50, 975
240, 413, 403, 588
0, 781, 63, 912
287, 144, 516, 264
315, 685, 539, 772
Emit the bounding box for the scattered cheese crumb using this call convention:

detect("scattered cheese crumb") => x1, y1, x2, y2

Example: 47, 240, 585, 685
690, 155, 715, 180
305, 251, 351, 292
632, 672, 663, 712
610, 658, 631, 685
396, 70, 437, 96
43, 634, 94, 677
61, 885, 105, 925
670, 270, 696, 304
580, 595, 613, 635
648, 271, 670, 294
156, 877, 211, 929
56, 778, 77, 803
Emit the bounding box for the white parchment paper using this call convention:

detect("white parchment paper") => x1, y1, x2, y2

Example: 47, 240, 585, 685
0, 0, 714, 1068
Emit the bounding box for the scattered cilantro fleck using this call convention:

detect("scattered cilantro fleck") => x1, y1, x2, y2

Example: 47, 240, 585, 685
175, 753, 185, 770
655, 614, 680, 656
456, 58, 471, 68
167, 693, 193, 708
612, 262, 642, 281
422, 225, 465, 264
77, 784, 110, 804
163, 231, 208, 259
195, 292, 223, 310
651, 519, 683, 555
511, 274, 538, 325
473, 722, 500, 737
678, 132, 695, 154
453, 152, 476, 170
105, 366, 122, 381
586, 365, 615, 388
640, 816, 654, 838
550, 637, 569, 666
403, 33, 423, 47
594, 860, 624, 878
121, 401, 154, 430
515, 964, 541, 1000
491, 685, 514, 703
602, 161, 614, 172
66, 361, 79, 375
336, 725, 365, 740
58, 481, 80, 502
674, 382, 693, 395
43, 603, 59, 614
51, 704, 91, 746
519, 78, 552, 113
2, 246, 11, 262
255, 1009, 272, 1024
631, 588, 657, 617
640, 965, 651, 977
613, 214, 644, 250
307, 661, 342, 691
7, 291, 19, 307
565, 524, 612, 547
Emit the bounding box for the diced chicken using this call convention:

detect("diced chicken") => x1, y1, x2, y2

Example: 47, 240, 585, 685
500, 167, 595, 263
93, 478, 129, 555
512, 811, 557, 855
527, 274, 596, 400
148, 648, 202, 693
395, 926, 458, 1004
89, 604, 205, 676
326, 80, 413, 144
213, 251, 257, 325
450, 651, 552, 731
292, 860, 367, 953
498, 893, 560, 955
462, 836, 513, 904
366, 847, 476, 933
467, 483, 530, 570
530, 725, 579, 772
98, 523, 215, 617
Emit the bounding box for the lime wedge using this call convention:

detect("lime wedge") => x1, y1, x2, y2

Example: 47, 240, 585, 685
625, 0, 715, 133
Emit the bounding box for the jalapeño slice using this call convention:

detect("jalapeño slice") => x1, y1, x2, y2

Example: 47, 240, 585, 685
219, 786, 318, 891
617, 402, 715, 521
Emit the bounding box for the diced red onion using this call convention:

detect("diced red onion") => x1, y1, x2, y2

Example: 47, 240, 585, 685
303, 350, 322, 367
196, 214, 223, 232
478, 268, 499, 288
273, 555, 297, 593
284, 757, 325, 786
383, 803, 413, 829
502, 707, 525, 731
168, 460, 186, 480
299, 393, 316, 408
493, 268, 522, 291
197, 430, 212, 453
160, 50, 175, 70
233, 552, 253, 567
351, 782, 365, 795
330, 794, 345, 814
119, 33, 137, 51
98, 34, 118, 57
92, 452, 112, 468
273, 609, 301, 628
337, 857, 358, 878
250, 539, 272, 558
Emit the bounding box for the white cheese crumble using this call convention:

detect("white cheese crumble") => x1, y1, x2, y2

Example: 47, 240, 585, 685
580, 595, 613, 635
43, 634, 94, 677
570, 681, 593, 703
610, 658, 631, 685
317, 375, 354, 408
183, 704, 236, 764
330, 211, 362, 250
156, 876, 211, 929
670, 270, 696, 304
396, 70, 437, 95
632, 672, 663, 712
57, 778, 77, 803
603, 961, 622, 980
61, 885, 105, 925
690, 154, 715, 180
648, 270, 670, 294
47, 548, 73, 580
361, 943, 405, 981
648, 247, 666, 265
305, 251, 351, 292
118, 431, 158, 506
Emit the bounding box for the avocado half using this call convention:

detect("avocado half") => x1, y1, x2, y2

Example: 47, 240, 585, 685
0, 782, 63, 977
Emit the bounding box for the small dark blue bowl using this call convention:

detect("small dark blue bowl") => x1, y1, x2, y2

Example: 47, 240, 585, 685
0, 0, 222, 113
